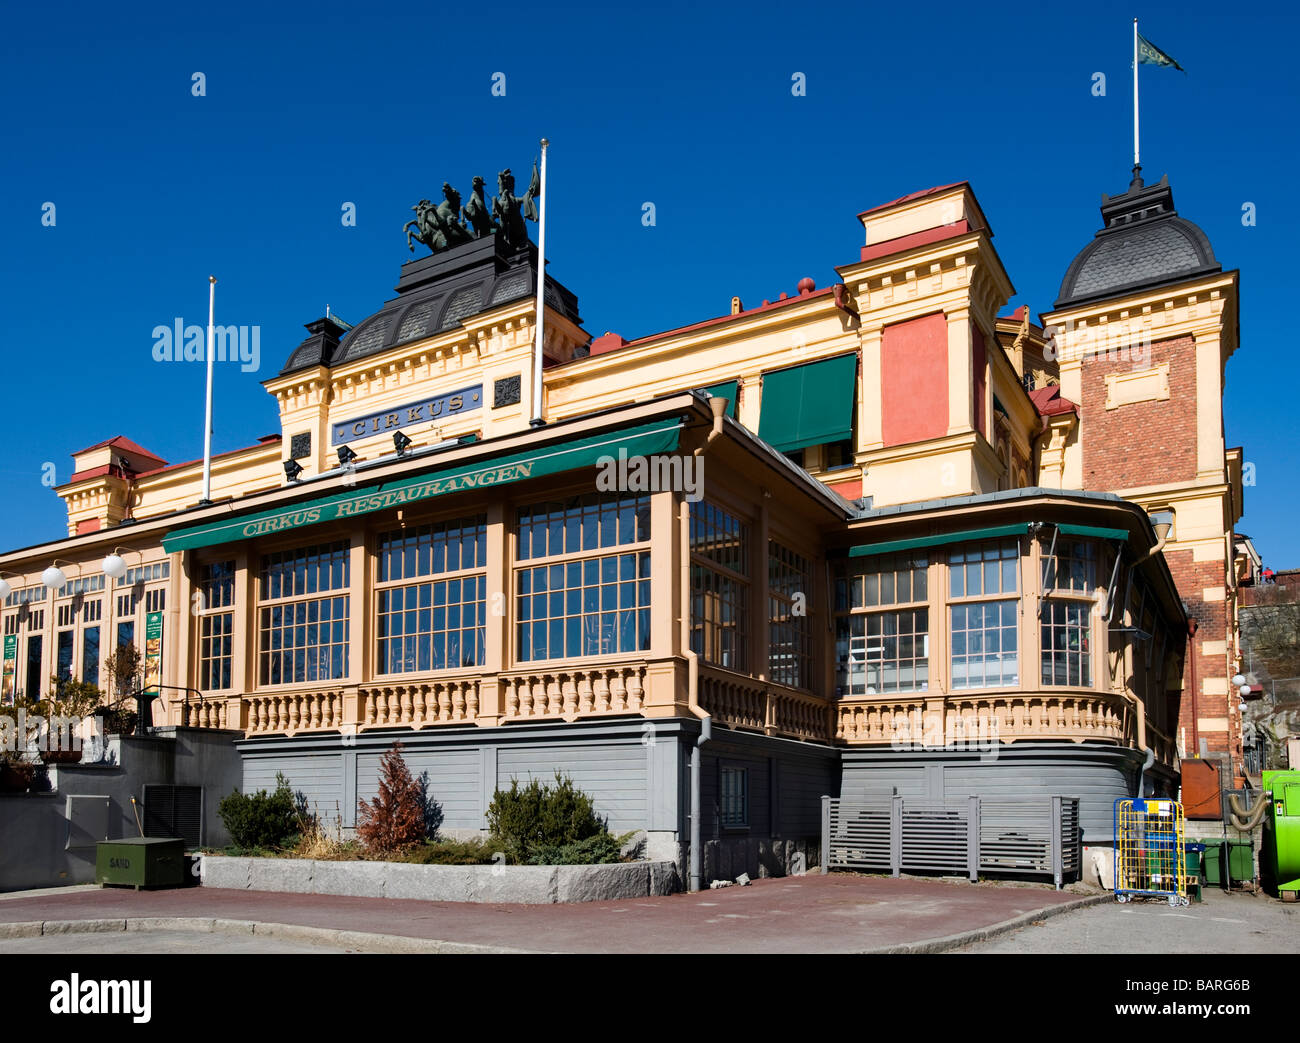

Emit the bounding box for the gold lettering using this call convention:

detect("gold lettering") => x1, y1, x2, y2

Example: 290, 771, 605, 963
385, 413, 399, 429
448, 395, 464, 412
352, 422, 365, 436
407, 406, 423, 423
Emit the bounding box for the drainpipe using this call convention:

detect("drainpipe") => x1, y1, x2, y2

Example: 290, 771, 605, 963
684, 395, 728, 891
1187, 618, 1200, 757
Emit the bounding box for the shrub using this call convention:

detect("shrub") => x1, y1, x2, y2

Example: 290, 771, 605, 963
526, 831, 633, 866
487, 772, 606, 863
356, 742, 431, 854
218, 772, 301, 850
396, 837, 501, 865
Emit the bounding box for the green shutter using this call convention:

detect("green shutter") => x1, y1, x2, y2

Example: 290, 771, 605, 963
162, 418, 683, 552
758, 354, 858, 453
847, 524, 1029, 558
700, 380, 739, 418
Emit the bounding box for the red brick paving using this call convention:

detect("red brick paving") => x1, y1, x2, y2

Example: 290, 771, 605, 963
0, 875, 1090, 953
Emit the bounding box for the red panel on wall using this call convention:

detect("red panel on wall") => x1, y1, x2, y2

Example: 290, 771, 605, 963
881, 312, 948, 447
972, 323, 987, 439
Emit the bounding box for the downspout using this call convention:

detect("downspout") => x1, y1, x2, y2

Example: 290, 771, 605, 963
684, 396, 727, 892
1187, 618, 1200, 758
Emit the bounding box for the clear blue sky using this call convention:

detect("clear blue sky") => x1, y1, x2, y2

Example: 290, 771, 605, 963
1, 0, 1293, 565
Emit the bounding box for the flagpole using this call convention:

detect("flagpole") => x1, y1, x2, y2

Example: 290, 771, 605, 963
530, 138, 549, 427
1133, 18, 1140, 168
201, 275, 217, 504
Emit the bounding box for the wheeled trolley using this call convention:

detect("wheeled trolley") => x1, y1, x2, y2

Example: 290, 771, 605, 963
1113, 798, 1190, 907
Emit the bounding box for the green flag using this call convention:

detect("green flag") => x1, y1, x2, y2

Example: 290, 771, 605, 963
1137, 32, 1185, 72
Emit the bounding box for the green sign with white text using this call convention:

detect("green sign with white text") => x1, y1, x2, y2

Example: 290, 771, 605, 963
143, 612, 163, 697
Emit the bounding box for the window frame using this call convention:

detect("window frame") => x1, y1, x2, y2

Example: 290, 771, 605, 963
834, 551, 931, 699
512, 492, 653, 666
689, 499, 752, 674
1039, 537, 1098, 690
373, 515, 488, 678
946, 539, 1021, 692
255, 539, 352, 688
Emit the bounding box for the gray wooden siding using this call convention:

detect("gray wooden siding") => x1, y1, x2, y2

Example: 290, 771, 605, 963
777, 756, 838, 835
497, 743, 647, 832
357, 749, 482, 829
244, 754, 344, 826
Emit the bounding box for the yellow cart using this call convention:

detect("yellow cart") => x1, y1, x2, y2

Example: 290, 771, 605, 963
1113, 797, 1190, 907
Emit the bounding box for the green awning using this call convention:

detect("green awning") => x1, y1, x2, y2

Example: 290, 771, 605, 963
1057, 523, 1127, 540
758, 354, 857, 453
848, 524, 1029, 558
700, 380, 738, 418
162, 418, 683, 552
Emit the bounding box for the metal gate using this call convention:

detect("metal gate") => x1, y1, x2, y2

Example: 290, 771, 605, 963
822, 795, 1080, 888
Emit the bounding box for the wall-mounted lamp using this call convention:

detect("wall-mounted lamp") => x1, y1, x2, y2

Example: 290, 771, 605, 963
0, 573, 20, 599
393, 431, 412, 456
101, 547, 143, 580
284, 459, 304, 482
42, 558, 82, 592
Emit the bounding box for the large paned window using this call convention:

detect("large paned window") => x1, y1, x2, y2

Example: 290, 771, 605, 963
690, 502, 750, 671
769, 542, 813, 690
258, 541, 350, 685
1040, 539, 1095, 687
198, 561, 236, 691
516, 494, 651, 662
377, 516, 487, 674
835, 553, 929, 696
948, 541, 1019, 689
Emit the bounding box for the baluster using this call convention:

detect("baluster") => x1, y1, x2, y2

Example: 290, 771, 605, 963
400, 686, 413, 724
452, 683, 466, 720
626, 670, 644, 711
578, 673, 593, 713
438, 685, 452, 721
412, 685, 427, 724
561, 675, 577, 716
466, 683, 479, 719
593, 673, 609, 712
519, 678, 534, 717
506, 678, 519, 718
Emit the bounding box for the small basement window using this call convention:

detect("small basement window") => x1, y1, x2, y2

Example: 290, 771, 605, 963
719, 766, 749, 829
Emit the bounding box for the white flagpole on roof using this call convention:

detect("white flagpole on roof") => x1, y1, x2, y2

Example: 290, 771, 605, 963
1133, 18, 1140, 168
201, 275, 217, 504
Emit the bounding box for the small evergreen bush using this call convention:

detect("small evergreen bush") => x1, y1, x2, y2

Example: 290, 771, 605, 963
356, 742, 433, 854
486, 772, 607, 863
218, 772, 301, 850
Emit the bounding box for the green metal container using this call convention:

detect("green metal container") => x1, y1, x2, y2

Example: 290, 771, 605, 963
1263, 770, 1300, 898
1203, 840, 1254, 886
95, 837, 186, 890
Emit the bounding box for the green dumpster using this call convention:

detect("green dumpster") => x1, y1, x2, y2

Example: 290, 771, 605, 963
1203, 840, 1254, 886
95, 837, 186, 890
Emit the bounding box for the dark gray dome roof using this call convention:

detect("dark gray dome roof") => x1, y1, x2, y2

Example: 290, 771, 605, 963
1056, 171, 1219, 309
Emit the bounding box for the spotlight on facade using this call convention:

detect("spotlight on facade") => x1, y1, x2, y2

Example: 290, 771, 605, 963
42, 565, 67, 590
337, 445, 358, 466
101, 554, 128, 580
393, 430, 412, 456
284, 459, 304, 482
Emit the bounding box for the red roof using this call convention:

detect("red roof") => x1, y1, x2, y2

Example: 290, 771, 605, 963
70, 435, 167, 464
582, 284, 838, 358
134, 435, 281, 479
1028, 385, 1078, 418
857, 182, 969, 219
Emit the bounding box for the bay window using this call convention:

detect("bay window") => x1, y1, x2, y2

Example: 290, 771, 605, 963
948, 541, 1019, 689
376, 516, 487, 673
1040, 538, 1095, 687
516, 493, 651, 662
689, 501, 749, 671
835, 552, 929, 696
258, 541, 350, 685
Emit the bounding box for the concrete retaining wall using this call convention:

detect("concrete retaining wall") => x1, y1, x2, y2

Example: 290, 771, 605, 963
200, 854, 679, 903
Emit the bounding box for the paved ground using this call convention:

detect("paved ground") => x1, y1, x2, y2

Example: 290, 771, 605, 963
957, 888, 1300, 953
0, 875, 1094, 954
0, 928, 357, 954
